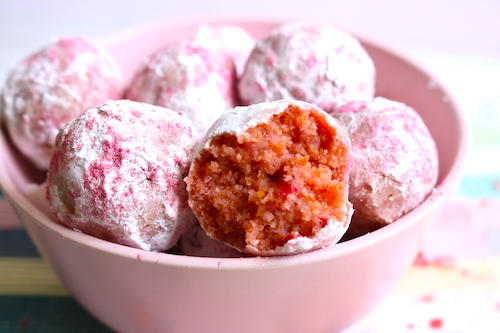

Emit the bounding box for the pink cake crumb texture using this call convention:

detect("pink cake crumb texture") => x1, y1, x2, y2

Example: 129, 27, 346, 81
186, 100, 353, 256
0, 36, 123, 170
46, 99, 198, 252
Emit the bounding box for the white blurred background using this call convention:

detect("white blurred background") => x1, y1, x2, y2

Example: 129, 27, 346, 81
1, 0, 499, 178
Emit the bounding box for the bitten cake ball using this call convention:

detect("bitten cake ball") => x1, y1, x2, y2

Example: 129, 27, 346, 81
0, 36, 123, 170
125, 39, 238, 136
191, 24, 256, 75
46, 100, 198, 252
238, 22, 375, 113
185, 100, 353, 256
330, 97, 439, 239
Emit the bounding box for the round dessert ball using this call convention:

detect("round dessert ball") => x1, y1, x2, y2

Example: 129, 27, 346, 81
185, 100, 353, 256
0, 36, 123, 170
238, 22, 375, 113
330, 97, 439, 239
125, 39, 238, 136
46, 100, 198, 252
190, 24, 256, 75
178, 223, 243, 258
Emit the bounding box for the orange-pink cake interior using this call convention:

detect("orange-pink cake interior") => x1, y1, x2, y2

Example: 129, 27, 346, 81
186, 104, 350, 253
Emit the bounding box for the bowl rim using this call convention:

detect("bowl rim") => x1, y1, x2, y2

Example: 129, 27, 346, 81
0, 15, 469, 271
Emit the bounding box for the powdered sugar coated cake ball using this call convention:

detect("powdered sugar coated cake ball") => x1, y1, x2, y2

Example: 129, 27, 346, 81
178, 223, 243, 258
185, 100, 353, 256
0, 36, 123, 170
330, 97, 439, 239
191, 24, 256, 75
46, 100, 198, 252
125, 39, 238, 136
238, 22, 375, 113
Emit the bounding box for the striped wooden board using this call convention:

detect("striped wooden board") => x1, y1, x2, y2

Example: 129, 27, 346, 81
0, 197, 113, 332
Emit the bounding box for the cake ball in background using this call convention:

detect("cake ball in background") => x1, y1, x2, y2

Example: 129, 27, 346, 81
46, 100, 198, 252
178, 222, 244, 258
125, 38, 238, 136
0, 36, 123, 170
186, 100, 353, 256
330, 97, 439, 240
191, 24, 256, 75
238, 22, 375, 113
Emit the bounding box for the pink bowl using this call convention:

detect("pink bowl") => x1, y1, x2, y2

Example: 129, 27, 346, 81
0, 16, 468, 333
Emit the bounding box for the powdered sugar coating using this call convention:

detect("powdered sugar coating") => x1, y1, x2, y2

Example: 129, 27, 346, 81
331, 97, 439, 237
191, 24, 256, 75
245, 218, 350, 256
197, 99, 291, 151
187, 100, 353, 256
238, 22, 375, 113
46, 100, 198, 252
125, 39, 238, 136
178, 223, 243, 258
0, 36, 123, 170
